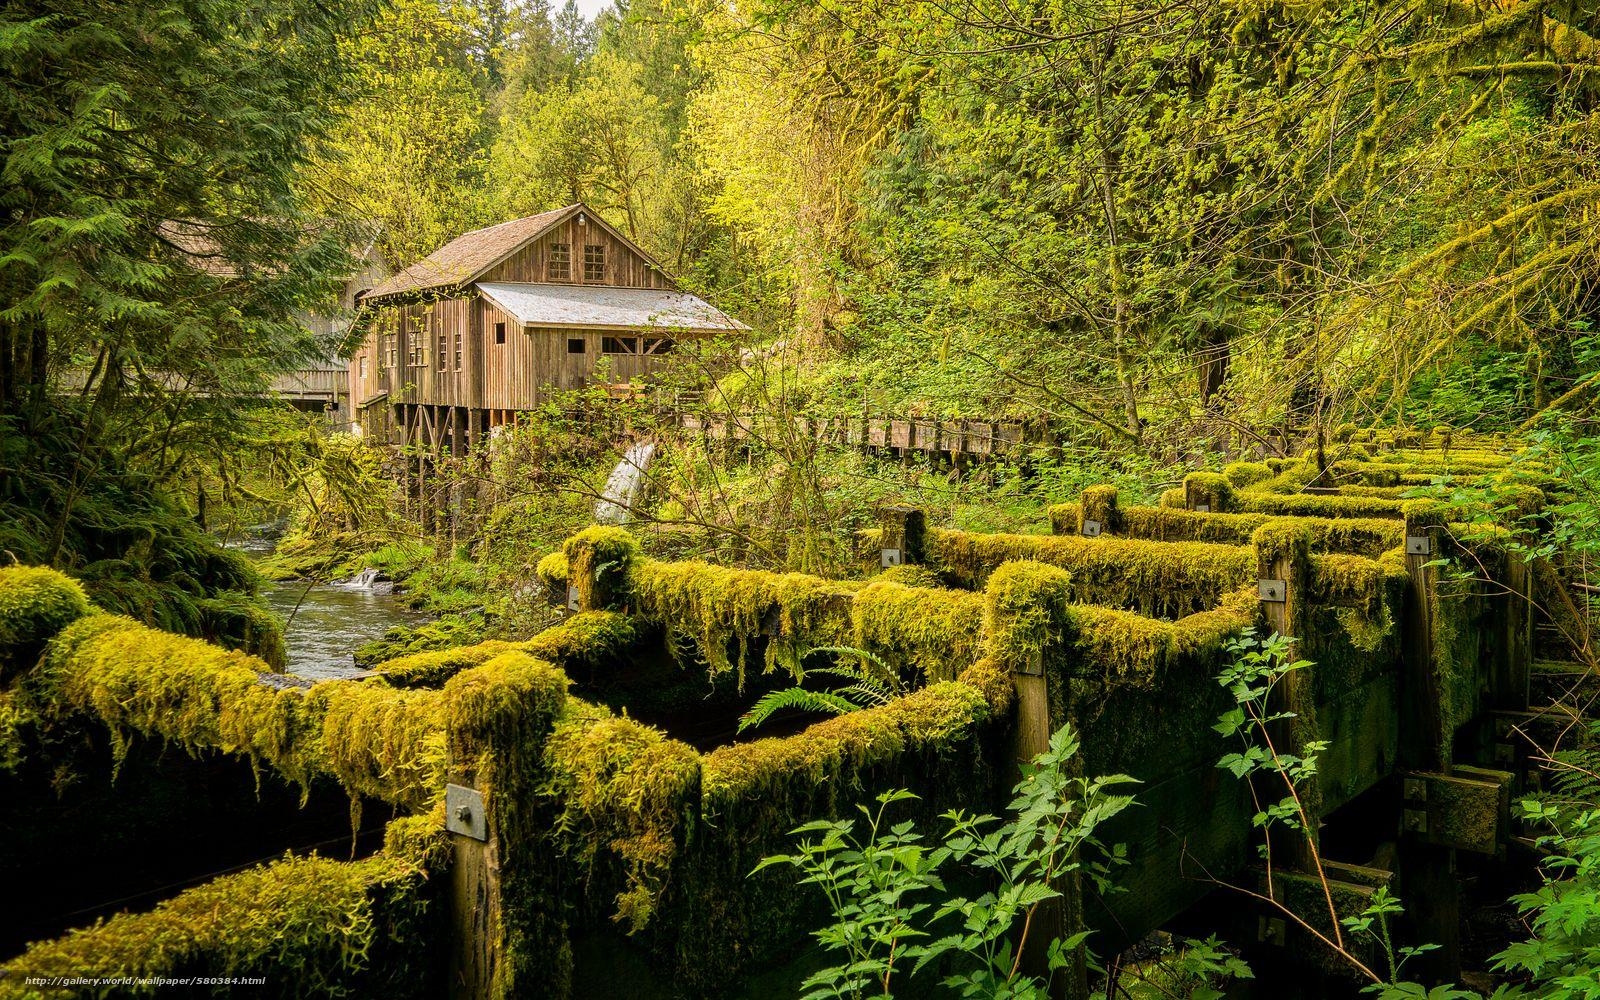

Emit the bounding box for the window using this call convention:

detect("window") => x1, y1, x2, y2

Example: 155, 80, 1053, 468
567, 338, 586, 354
453, 332, 463, 370
408, 337, 424, 367
601, 335, 639, 355
383, 335, 396, 368
547, 243, 571, 282
359, 357, 368, 380
438, 331, 447, 370
495, 322, 506, 345
643, 337, 675, 355
584, 244, 606, 282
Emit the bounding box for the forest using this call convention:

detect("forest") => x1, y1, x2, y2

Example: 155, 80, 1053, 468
1, 0, 1598, 996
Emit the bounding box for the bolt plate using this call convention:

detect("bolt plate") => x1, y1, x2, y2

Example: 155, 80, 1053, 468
1258, 579, 1286, 603
1193, 504, 1211, 514
1080, 519, 1102, 538
566, 585, 580, 612
446, 783, 487, 841
1406, 535, 1433, 556
880, 548, 902, 568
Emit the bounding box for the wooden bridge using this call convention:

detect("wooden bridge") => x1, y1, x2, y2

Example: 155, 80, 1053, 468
0, 440, 1583, 999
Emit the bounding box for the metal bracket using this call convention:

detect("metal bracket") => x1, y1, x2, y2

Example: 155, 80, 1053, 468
1258, 579, 1287, 603
1405, 535, 1433, 556
1013, 652, 1044, 677
880, 547, 902, 568
566, 585, 580, 612
445, 783, 487, 841
1080, 519, 1102, 538
1193, 503, 1211, 514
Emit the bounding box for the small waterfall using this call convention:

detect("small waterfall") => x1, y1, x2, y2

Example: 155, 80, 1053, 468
595, 441, 656, 525
334, 567, 394, 593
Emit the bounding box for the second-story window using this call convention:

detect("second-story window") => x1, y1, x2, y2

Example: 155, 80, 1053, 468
437, 331, 447, 370
359, 357, 368, 380
584, 244, 606, 282
547, 243, 570, 281
495, 322, 506, 344
454, 332, 463, 370
383, 335, 396, 368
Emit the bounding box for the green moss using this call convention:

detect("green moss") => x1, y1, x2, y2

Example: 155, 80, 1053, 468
543, 705, 700, 933
699, 680, 990, 811
0, 566, 92, 677
872, 564, 943, 588
1159, 487, 1185, 508
564, 526, 642, 610
626, 558, 853, 681
1235, 492, 1407, 520
442, 650, 569, 765
1111, 507, 1404, 557
311, 680, 448, 811
1080, 484, 1122, 531
1057, 587, 1257, 686
0, 851, 438, 1000
927, 527, 1255, 616
982, 561, 1074, 672
851, 580, 986, 681
1222, 461, 1273, 487
524, 611, 636, 668
371, 639, 525, 688
0, 690, 29, 773
536, 549, 569, 595
1184, 471, 1235, 511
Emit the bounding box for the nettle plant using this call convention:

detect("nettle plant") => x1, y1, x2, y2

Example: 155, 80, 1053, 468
1214, 630, 1480, 998
755, 725, 1138, 999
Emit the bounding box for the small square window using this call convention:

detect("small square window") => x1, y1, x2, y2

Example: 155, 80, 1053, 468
547, 243, 571, 282
584, 244, 606, 282
495, 322, 506, 345
567, 338, 585, 354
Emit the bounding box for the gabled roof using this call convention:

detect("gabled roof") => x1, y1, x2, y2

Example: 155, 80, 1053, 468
361, 204, 669, 302
476, 282, 747, 333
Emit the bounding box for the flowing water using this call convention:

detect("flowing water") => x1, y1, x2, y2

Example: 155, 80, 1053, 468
595, 440, 656, 524
261, 580, 421, 681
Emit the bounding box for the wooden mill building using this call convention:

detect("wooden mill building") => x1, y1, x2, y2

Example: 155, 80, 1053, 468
350, 204, 744, 449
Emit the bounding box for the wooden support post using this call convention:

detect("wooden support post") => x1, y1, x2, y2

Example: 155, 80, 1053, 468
1077, 486, 1120, 537
1184, 471, 1233, 513
1253, 523, 1316, 870
877, 505, 925, 567
1492, 551, 1533, 711
1396, 505, 1461, 980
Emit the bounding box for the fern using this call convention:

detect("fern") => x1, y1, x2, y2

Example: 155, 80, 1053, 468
736, 645, 910, 734
737, 688, 861, 733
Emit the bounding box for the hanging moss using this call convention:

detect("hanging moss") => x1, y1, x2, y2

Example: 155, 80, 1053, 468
196, 592, 287, 669
310, 681, 448, 811
536, 550, 569, 596
626, 558, 853, 681
442, 650, 569, 766
0, 566, 92, 678
927, 527, 1255, 616
1056, 587, 1258, 686
0, 851, 440, 1000
0, 690, 29, 773
564, 526, 642, 611
982, 561, 1075, 672
851, 580, 986, 681
542, 703, 700, 934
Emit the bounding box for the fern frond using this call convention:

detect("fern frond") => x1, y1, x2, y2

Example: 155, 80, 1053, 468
738, 688, 859, 733
809, 644, 896, 678
837, 681, 896, 708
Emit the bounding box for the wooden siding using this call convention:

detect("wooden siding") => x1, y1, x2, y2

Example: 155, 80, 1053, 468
478, 216, 670, 289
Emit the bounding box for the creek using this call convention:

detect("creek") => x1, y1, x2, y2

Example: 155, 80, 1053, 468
261, 580, 421, 680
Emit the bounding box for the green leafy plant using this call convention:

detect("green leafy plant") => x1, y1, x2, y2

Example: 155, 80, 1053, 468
754, 723, 1139, 998
737, 646, 906, 733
